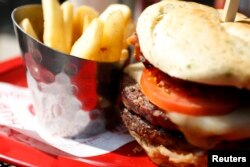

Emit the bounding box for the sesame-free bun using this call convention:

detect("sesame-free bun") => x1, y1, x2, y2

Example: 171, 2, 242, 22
137, 0, 250, 89
129, 130, 207, 167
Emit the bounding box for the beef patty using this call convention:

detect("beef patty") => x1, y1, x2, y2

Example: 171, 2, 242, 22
120, 74, 250, 150
120, 74, 202, 152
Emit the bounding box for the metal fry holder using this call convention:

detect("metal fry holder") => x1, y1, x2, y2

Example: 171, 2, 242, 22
12, 5, 125, 138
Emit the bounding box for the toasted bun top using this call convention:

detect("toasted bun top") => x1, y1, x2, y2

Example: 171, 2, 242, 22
137, 0, 250, 89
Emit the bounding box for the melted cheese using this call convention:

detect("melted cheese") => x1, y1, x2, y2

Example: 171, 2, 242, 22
125, 63, 250, 149
167, 107, 250, 148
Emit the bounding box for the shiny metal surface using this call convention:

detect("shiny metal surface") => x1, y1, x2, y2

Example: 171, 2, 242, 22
12, 5, 125, 138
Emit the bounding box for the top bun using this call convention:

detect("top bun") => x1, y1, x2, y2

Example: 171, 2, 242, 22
137, 0, 250, 89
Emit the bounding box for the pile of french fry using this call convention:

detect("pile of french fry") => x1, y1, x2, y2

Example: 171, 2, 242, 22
19, 0, 134, 62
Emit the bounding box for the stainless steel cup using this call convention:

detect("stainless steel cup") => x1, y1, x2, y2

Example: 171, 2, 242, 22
12, 4, 126, 138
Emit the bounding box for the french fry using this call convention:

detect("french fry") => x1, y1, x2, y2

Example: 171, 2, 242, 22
83, 15, 91, 31
40, 0, 133, 62
73, 6, 99, 43
42, 0, 67, 53
115, 49, 129, 68
70, 18, 104, 60
99, 4, 134, 61
19, 18, 39, 40
99, 4, 131, 23
99, 10, 125, 62
107, 5, 135, 50
122, 19, 135, 49
120, 49, 129, 61
61, 1, 74, 54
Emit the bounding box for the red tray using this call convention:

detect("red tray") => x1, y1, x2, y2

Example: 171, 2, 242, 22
0, 56, 156, 167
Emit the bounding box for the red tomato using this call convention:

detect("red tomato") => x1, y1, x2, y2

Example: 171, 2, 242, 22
140, 67, 240, 116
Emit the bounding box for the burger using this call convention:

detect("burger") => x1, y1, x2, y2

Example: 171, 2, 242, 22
120, 0, 250, 166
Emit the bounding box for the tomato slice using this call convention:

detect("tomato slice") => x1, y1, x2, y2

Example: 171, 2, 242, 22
140, 67, 240, 116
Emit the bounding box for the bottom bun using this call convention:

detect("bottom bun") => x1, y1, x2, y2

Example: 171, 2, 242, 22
121, 108, 207, 167
129, 130, 207, 167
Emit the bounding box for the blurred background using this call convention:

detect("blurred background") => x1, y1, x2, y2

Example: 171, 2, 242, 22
0, 0, 249, 63
0, 0, 40, 62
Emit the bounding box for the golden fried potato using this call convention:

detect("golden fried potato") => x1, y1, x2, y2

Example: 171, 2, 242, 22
42, 0, 67, 53
99, 4, 132, 23
120, 49, 129, 61
107, 5, 135, 50
73, 6, 99, 43
122, 19, 135, 49
99, 4, 134, 61
83, 15, 91, 30
19, 18, 39, 40
99, 10, 125, 62
61, 1, 74, 53
70, 18, 103, 60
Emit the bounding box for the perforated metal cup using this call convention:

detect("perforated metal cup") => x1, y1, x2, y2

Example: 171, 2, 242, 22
12, 4, 126, 138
